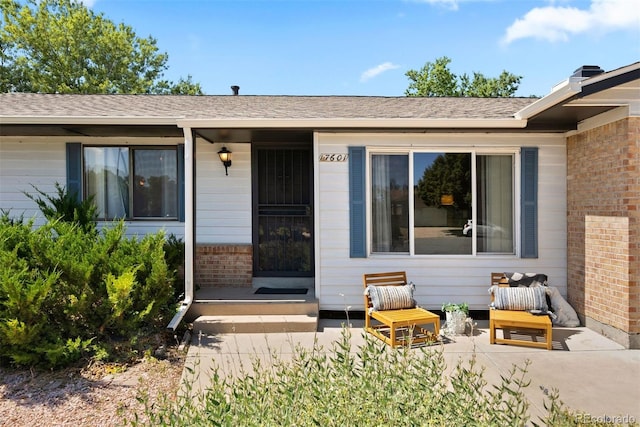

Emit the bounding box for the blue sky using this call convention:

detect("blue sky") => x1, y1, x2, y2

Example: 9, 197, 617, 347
87, 0, 639, 97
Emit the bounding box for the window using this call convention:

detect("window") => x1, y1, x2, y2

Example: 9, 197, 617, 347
371, 155, 409, 252
413, 153, 472, 255
369, 151, 515, 255
84, 147, 179, 220
476, 155, 513, 253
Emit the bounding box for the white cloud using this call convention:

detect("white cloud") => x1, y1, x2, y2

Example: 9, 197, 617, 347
502, 0, 640, 45
80, 0, 97, 7
418, 0, 460, 11
360, 62, 401, 82
410, 0, 503, 12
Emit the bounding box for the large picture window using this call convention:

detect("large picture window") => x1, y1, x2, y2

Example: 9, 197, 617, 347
370, 151, 514, 255
84, 147, 178, 220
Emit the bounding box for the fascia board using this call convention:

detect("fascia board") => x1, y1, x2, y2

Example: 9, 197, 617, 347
0, 116, 179, 125
176, 118, 527, 129
1, 116, 528, 129
580, 62, 640, 88
514, 78, 582, 120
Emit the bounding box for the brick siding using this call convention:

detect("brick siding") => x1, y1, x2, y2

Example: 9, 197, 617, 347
195, 244, 253, 288
567, 117, 639, 347
584, 216, 630, 330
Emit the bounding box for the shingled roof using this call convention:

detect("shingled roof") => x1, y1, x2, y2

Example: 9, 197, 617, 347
0, 93, 537, 121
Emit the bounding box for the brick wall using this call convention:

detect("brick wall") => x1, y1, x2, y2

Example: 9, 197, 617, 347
195, 244, 253, 288
567, 116, 639, 348
585, 216, 629, 330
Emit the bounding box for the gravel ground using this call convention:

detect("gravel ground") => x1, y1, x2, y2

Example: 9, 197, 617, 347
0, 350, 185, 427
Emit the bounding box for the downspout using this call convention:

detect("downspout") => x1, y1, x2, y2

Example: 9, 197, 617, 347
167, 127, 195, 331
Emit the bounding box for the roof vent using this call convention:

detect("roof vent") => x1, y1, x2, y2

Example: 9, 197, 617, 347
572, 65, 604, 78
231, 85, 240, 95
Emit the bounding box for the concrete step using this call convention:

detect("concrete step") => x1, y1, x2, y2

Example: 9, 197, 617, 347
193, 314, 318, 334
187, 299, 319, 319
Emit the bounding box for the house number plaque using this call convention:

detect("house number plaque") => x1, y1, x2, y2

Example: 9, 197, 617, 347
319, 153, 349, 162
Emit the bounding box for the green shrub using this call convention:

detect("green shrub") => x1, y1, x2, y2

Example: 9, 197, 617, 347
0, 187, 177, 369
163, 234, 185, 302
127, 329, 536, 426
24, 182, 97, 233
128, 329, 632, 427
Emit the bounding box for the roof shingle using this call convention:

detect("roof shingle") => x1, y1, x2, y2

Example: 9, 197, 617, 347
0, 93, 538, 121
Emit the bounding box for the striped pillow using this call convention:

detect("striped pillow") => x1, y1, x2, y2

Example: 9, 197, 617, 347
365, 283, 416, 311
491, 286, 548, 311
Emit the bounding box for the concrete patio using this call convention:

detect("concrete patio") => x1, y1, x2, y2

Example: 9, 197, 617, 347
182, 318, 640, 424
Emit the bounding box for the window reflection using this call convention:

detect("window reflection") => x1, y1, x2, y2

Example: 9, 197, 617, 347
413, 153, 471, 255
133, 149, 177, 218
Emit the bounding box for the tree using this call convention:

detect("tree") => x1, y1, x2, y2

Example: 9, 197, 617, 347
0, 0, 203, 94
416, 153, 471, 210
405, 56, 521, 97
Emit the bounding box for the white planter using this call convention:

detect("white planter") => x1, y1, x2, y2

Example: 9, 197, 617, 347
445, 310, 467, 335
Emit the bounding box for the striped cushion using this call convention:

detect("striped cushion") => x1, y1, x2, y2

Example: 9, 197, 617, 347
491, 286, 548, 311
365, 283, 416, 311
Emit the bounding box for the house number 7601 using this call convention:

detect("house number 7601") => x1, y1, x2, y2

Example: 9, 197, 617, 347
319, 154, 349, 162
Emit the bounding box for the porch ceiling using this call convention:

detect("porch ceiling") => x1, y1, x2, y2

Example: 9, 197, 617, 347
193, 128, 315, 144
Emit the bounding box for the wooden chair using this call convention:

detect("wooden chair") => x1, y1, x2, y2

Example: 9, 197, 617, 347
489, 272, 552, 350
363, 271, 440, 347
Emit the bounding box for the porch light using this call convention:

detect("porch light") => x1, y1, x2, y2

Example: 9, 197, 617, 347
217, 146, 232, 175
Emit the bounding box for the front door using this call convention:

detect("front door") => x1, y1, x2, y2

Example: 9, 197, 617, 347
252, 143, 313, 277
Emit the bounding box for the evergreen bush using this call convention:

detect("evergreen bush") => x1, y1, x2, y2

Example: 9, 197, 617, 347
0, 186, 177, 368
24, 182, 98, 233
163, 234, 185, 302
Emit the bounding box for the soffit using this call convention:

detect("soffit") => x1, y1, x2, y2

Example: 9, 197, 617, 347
525, 66, 640, 131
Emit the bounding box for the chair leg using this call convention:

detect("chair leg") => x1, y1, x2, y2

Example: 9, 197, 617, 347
546, 325, 553, 350
390, 325, 397, 348
489, 319, 496, 344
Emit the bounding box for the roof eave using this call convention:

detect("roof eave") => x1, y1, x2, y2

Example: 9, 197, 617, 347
1, 117, 527, 129
177, 118, 527, 129
515, 62, 640, 121
514, 78, 582, 120
0, 116, 179, 126
579, 62, 640, 96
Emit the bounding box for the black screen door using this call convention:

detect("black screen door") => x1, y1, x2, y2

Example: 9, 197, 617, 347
253, 145, 313, 276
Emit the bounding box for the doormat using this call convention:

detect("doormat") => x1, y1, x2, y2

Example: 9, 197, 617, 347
255, 287, 308, 295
